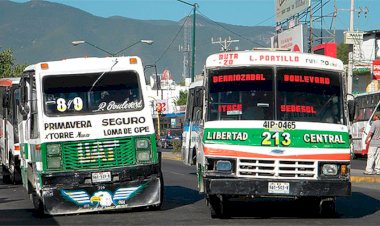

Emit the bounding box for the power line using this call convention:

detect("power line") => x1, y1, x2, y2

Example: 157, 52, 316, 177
154, 9, 193, 64
197, 10, 266, 47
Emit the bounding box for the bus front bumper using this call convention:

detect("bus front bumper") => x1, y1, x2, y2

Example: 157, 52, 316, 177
204, 177, 351, 197
39, 164, 162, 215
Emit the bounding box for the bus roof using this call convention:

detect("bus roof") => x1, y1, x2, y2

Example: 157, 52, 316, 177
189, 79, 203, 89
0, 77, 20, 87
24, 56, 143, 76
205, 50, 344, 71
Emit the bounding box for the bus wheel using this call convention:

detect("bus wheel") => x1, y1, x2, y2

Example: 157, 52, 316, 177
207, 195, 230, 219
2, 164, 11, 184
191, 148, 197, 165
319, 197, 336, 218
9, 155, 21, 184
31, 193, 45, 215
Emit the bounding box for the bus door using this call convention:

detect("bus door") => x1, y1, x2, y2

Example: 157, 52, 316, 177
1, 86, 10, 165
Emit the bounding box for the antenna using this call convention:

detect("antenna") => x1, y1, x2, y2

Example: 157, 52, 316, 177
211, 37, 239, 52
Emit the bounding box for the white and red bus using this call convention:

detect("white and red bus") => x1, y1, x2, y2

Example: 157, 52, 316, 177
350, 91, 380, 157
183, 49, 352, 218
0, 78, 21, 184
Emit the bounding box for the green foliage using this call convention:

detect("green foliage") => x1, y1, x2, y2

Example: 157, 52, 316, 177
337, 43, 349, 65
172, 139, 181, 153
176, 90, 188, 106
0, 48, 25, 78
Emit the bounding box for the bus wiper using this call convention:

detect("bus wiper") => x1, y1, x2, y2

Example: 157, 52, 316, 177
257, 103, 269, 107
88, 58, 119, 92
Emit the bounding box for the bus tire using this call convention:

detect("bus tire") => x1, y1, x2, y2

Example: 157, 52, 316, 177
31, 193, 45, 215
319, 197, 336, 218
9, 154, 21, 184
191, 148, 197, 165
207, 195, 230, 219
2, 164, 11, 184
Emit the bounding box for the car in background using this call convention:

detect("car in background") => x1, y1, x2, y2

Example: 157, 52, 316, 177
159, 129, 182, 149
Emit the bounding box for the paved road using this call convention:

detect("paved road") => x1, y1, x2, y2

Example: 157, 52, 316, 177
1, 158, 380, 225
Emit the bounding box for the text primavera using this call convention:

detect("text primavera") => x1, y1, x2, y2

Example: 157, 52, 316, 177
45, 121, 92, 130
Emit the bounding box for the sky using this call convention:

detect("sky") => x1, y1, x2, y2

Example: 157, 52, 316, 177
12, 0, 380, 31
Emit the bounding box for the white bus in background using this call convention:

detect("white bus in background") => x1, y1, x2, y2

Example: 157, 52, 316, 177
0, 78, 21, 184
183, 49, 352, 218
182, 79, 203, 165
350, 91, 380, 157
18, 56, 163, 215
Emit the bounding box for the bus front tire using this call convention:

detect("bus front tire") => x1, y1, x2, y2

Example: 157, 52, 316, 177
2, 165, 11, 184
31, 193, 45, 215
207, 195, 230, 219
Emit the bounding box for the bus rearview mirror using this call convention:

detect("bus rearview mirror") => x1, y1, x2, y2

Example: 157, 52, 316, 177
348, 99, 355, 122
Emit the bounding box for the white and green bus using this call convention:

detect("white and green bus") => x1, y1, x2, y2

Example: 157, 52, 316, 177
183, 50, 352, 218
18, 57, 163, 215
1, 78, 21, 184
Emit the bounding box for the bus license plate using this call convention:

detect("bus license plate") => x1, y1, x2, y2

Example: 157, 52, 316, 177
268, 182, 290, 194
92, 172, 111, 183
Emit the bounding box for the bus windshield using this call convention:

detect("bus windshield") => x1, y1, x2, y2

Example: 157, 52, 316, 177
207, 67, 343, 124
43, 71, 143, 116
277, 68, 343, 124
353, 93, 380, 122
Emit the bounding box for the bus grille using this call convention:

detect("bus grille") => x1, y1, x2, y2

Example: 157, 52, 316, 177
237, 159, 317, 179
61, 138, 135, 170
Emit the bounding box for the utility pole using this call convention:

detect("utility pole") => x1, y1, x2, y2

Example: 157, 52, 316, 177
347, 0, 354, 94
211, 37, 239, 52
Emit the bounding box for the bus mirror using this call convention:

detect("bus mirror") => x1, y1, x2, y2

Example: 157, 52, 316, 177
348, 99, 355, 122
20, 104, 30, 117
2, 94, 9, 108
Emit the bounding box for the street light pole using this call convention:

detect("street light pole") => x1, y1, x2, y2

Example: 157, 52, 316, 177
72, 39, 154, 57
114, 40, 154, 56
177, 0, 198, 82
72, 40, 114, 56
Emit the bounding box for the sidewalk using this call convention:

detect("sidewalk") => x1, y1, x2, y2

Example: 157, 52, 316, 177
161, 151, 380, 183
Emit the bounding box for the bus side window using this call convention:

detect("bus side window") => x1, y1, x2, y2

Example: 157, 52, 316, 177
30, 76, 39, 139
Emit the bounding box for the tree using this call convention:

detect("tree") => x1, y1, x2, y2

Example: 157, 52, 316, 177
337, 43, 349, 65
176, 90, 188, 106
0, 48, 26, 78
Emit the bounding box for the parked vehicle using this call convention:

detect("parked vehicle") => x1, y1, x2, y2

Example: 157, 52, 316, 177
160, 129, 182, 149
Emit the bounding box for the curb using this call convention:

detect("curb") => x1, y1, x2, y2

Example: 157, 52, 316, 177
351, 176, 380, 183
161, 152, 182, 161
161, 152, 380, 183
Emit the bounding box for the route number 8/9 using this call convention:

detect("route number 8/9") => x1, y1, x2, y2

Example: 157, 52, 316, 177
261, 132, 291, 146
57, 97, 83, 112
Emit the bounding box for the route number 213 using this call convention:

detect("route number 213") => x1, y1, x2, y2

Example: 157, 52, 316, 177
261, 132, 291, 146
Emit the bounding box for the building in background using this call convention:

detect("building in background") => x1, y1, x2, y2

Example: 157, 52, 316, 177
352, 30, 380, 94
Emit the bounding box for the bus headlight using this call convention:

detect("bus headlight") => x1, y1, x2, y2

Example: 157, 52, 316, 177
47, 157, 62, 169
47, 144, 61, 156
135, 138, 152, 163
216, 160, 232, 172
136, 151, 151, 161
322, 164, 338, 176
136, 139, 150, 149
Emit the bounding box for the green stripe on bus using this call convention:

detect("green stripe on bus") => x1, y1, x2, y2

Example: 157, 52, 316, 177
204, 128, 349, 148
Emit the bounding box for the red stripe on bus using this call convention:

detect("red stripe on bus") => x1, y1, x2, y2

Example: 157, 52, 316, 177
0, 79, 13, 87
